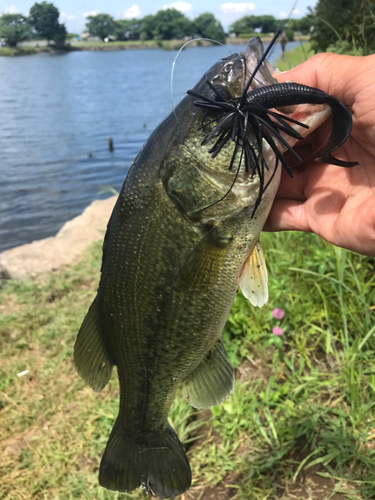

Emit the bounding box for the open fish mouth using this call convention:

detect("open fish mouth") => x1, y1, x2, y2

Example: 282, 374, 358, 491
187, 30, 358, 217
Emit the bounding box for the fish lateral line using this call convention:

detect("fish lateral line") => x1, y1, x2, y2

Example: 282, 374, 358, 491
139, 446, 168, 455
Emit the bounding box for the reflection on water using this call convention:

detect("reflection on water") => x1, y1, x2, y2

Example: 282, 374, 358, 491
0, 41, 301, 252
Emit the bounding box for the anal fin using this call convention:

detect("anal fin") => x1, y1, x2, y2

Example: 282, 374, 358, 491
238, 241, 268, 307
74, 296, 113, 392
181, 339, 234, 409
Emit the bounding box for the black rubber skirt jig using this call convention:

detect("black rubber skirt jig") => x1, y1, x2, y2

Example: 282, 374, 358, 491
187, 30, 358, 215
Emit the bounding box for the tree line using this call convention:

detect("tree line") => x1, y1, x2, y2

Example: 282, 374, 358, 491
0, 2, 226, 47
0, 2, 66, 47
90, 11, 312, 43
0, 0, 373, 54
84, 11, 225, 43
229, 14, 312, 40
83, 11, 312, 43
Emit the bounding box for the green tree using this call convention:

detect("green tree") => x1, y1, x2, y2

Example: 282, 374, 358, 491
288, 15, 313, 35
85, 13, 118, 41
230, 15, 278, 35
152, 9, 193, 40
230, 15, 256, 35
309, 0, 375, 54
115, 19, 141, 40
283, 27, 294, 42
29, 2, 67, 46
193, 13, 225, 44
0, 13, 31, 46
138, 14, 155, 40
257, 15, 278, 33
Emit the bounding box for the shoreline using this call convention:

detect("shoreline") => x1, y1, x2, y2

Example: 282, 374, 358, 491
0, 40, 310, 279
0, 35, 309, 56
0, 196, 117, 280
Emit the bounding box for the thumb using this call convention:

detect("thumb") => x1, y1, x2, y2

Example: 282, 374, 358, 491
274, 52, 363, 109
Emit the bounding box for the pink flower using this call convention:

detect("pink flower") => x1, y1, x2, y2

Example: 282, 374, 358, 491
273, 326, 284, 336
272, 308, 285, 320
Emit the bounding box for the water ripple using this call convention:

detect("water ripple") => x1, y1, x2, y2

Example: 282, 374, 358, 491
0, 42, 297, 252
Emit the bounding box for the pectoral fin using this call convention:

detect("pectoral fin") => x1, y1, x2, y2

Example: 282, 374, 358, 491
174, 227, 232, 293
181, 339, 234, 409
74, 297, 114, 392
238, 241, 268, 307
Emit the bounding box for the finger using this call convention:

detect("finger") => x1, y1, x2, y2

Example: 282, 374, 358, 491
263, 199, 310, 232
275, 130, 335, 202
274, 166, 306, 201
274, 53, 363, 108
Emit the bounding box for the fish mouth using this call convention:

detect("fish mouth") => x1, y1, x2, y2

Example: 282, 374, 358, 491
206, 37, 278, 100
184, 39, 283, 219
185, 34, 356, 224
241, 37, 279, 89
209, 55, 246, 100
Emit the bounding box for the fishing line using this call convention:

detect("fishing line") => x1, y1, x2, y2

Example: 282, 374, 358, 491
266, 0, 300, 61
170, 38, 232, 126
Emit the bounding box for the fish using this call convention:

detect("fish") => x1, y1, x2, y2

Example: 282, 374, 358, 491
74, 34, 356, 499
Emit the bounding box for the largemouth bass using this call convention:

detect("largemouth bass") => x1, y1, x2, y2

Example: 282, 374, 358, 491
75, 36, 355, 499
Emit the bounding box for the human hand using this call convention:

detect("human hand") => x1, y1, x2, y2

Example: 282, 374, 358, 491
264, 52, 375, 257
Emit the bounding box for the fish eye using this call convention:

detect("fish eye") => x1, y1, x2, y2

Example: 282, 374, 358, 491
222, 62, 233, 73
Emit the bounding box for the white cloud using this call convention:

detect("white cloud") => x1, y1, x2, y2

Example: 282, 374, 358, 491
60, 12, 77, 23
162, 2, 192, 14
3, 5, 19, 14
124, 5, 141, 19
280, 8, 299, 19
84, 11, 100, 18
220, 3, 256, 14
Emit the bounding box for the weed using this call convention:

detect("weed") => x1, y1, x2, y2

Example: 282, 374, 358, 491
1, 231, 374, 499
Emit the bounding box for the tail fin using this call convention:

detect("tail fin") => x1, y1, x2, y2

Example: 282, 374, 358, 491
99, 419, 191, 499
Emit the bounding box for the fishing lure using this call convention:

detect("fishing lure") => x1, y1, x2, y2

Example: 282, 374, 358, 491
187, 29, 358, 215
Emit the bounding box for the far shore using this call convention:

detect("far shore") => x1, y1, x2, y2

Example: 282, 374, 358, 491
0, 35, 309, 57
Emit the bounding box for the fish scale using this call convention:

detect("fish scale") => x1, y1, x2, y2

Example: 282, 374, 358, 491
74, 36, 355, 499
100, 173, 227, 423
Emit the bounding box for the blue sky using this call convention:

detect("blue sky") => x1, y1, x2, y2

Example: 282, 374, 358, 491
0, 1, 317, 33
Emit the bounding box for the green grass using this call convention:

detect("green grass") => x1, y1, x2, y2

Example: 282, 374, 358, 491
0, 40, 178, 57
1, 231, 374, 499
0, 39, 372, 498
0, 46, 50, 57
71, 39, 216, 52
274, 42, 314, 71
71, 40, 161, 49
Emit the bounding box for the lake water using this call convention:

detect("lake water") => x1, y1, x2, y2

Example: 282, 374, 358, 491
0, 41, 302, 252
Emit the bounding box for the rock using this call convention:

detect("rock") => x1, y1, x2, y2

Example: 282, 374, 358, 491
0, 196, 117, 279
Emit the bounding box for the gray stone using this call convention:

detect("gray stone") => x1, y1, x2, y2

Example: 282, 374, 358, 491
0, 196, 117, 279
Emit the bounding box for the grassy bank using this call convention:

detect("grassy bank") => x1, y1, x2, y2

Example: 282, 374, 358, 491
0, 36, 310, 56
71, 40, 161, 51
71, 39, 217, 51
227, 35, 310, 45
275, 42, 314, 71
1, 231, 374, 500
0, 46, 50, 56
0, 41, 160, 56
0, 39, 218, 56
